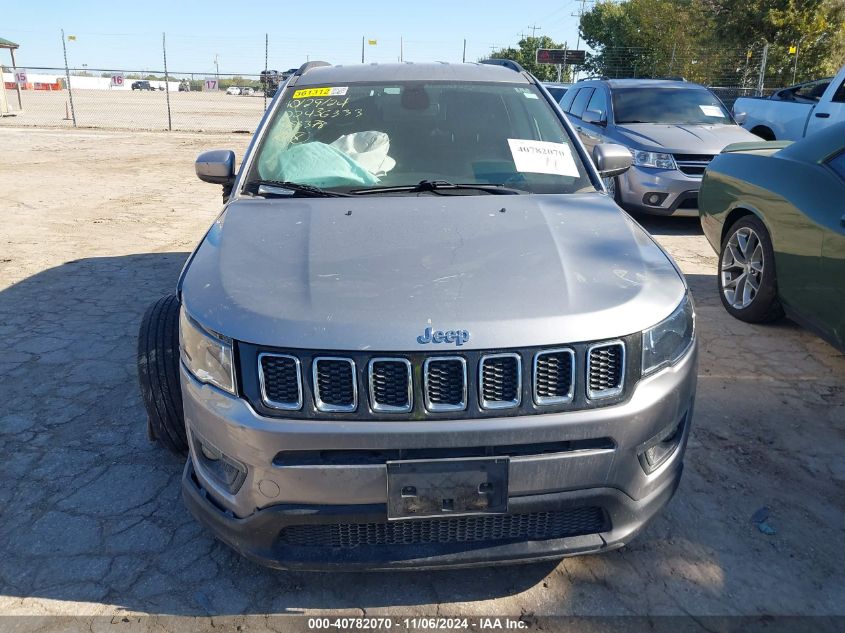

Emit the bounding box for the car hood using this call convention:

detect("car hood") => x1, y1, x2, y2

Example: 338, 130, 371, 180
181, 194, 686, 351
615, 123, 758, 154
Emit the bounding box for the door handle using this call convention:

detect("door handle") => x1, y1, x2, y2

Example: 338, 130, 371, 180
815, 112, 831, 118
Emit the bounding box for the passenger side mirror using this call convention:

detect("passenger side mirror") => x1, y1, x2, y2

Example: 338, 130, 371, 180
733, 111, 747, 125
582, 109, 607, 127
195, 150, 236, 185
592, 144, 632, 178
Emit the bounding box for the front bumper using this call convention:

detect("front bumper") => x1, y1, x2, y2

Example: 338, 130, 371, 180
617, 166, 702, 217
181, 344, 697, 570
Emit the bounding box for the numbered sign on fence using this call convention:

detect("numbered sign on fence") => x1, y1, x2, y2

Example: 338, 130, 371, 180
15, 71, 27, 85
203, 77, 219, 92
111, 73, 125, 88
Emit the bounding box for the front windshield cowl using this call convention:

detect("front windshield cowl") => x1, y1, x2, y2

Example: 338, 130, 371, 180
244, 80, 597, 196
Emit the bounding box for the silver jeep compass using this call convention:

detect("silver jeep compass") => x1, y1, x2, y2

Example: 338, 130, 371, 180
137, 61, 697, 570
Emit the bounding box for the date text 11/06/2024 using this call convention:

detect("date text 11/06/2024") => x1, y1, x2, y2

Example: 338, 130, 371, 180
306, 617, 530, 630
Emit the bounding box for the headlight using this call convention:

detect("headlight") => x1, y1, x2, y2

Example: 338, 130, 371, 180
630, 148, 677, 170
179, 308, 236, 394
642, 293, 695, 376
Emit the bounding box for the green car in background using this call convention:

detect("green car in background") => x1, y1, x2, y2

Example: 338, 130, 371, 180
699, 122, 845, 351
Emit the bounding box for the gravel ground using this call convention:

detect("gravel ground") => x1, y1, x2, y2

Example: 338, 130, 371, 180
1, 127, 843, 619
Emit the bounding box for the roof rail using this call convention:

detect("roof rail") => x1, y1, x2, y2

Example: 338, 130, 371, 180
480, 59, 526, 73
577, 76, 607, 82
295, 61, 331, 76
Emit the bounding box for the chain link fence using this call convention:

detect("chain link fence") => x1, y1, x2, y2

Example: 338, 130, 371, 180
578, 43, 790, 108
0, 31, 489, 133
1, 33, 810, 131
1, 66, 271, 132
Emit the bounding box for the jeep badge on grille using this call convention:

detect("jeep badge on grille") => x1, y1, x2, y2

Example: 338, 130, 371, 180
416, 326, 470, 346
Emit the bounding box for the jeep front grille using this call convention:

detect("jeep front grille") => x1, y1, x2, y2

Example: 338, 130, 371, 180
479, 353, 521, 409
423, 357, 467, 411
587, 342, 625, 399
534, 349, 575, 404
368, 358, 412, 413
313, 357, 357, 412
248, 338, 633, 420
258, 353, 303, 410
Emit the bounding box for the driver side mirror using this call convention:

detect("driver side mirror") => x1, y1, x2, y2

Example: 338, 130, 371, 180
195, 150, 236, 185
733, 111, 747, 125
592, 144, 632, 178
582, 109, 607, 127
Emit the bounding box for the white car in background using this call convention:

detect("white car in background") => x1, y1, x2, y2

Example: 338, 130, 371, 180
733, 64, 845, 140
240, 87, 255, 96
225, 86, 241, 95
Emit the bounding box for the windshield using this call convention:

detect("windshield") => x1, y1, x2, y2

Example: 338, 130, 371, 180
246, 81, 594, 194
613, 87, 732, 125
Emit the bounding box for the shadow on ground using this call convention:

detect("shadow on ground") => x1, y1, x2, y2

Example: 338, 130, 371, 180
0, 253, 559, 615
632, 213, 703, 237
1, 255, 843, 617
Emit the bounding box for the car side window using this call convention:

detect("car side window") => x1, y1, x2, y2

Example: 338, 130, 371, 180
827, 151, 845, 182
559, 87, 579, 113
586, 88, 608, 119
569, 88, 594, 119
831, 78, 845, 103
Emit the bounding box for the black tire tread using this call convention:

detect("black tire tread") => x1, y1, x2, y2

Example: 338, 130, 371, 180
137, 294, 188, 454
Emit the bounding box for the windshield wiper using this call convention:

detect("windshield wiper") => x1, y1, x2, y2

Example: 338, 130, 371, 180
245, 179, 352, 198
350, 180, 527, 195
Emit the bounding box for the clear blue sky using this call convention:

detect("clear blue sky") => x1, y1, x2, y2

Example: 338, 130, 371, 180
2, 0, 586, 75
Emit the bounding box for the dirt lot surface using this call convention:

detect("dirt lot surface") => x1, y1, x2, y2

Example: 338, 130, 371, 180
0, 89, 266, 132
1, 128, 843, 619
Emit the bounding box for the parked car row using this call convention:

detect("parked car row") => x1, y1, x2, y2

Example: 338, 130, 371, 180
135, 60, 842, 574
225, 86, 256, 96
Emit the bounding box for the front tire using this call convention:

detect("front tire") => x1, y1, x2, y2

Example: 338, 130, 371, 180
718, 215, 783, 323
137, 294, 188, 455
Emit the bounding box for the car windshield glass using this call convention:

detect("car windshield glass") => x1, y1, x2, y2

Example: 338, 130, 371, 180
613, 87, 731, 125
246, 81, 594, 195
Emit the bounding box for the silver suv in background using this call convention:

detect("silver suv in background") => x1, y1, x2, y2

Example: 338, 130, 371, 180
561, 78, 759, 216
137, 61, 697, 570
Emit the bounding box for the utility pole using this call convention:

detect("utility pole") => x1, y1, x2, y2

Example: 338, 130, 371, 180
214, 54, 219, 80
60, 29, 76, 127
757, 42, 769, 97
361, 36, 365, 64
400, 36, 403, 62
570, 0, 593, 81
526, 24, 542, 39
462, 39, 466, 63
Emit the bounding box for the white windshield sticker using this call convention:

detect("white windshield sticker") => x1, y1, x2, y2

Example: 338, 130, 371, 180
507, 139, 579, 176
699, 105, 723, 117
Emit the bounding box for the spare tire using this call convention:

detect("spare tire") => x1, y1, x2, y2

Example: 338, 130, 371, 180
137, 294, 188, 455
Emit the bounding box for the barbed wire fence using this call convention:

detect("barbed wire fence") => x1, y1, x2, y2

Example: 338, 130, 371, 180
1, 32, 808, 132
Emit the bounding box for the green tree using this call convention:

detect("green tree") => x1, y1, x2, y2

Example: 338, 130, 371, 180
488, 36, 573, 81
701, 0, 845, 83
579, 0, 845, 86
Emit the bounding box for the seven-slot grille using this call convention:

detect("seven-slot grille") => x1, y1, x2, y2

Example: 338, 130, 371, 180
255, 340, 629, 417
533, 349, 575, 405
368, 358, 412, 412
673, 154, 715, 177
479, 353, 522, 409
587, 342, 625, 399
313, 357, 357, 412
424, 357, 467, 411
258, 353, 303, 410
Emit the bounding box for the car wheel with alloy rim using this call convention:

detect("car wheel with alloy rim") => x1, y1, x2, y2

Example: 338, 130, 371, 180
718, 215, 784, 323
